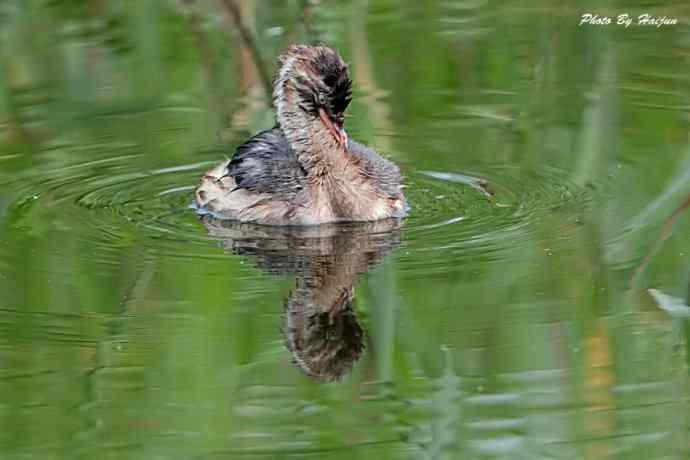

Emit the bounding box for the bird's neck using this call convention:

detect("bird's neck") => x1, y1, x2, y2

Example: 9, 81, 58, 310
278, 107, 349, 178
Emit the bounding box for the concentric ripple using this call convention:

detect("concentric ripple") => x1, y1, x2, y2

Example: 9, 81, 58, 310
401, 165, 593, 266
2, 150, 593, 266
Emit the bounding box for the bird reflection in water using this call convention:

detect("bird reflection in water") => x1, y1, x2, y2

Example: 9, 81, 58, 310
200, 216, 401, 381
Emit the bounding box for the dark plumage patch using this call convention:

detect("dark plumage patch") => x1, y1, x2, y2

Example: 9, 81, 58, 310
313, 48, 352, 116
225, 128, 306, 198
329, 73, 352, 116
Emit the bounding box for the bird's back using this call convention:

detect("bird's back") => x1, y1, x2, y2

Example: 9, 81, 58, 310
226, 128, 306, 198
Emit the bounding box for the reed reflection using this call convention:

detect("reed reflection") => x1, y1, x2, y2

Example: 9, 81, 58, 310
200, 216, 401, 381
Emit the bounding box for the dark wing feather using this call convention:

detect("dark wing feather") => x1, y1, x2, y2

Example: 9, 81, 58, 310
225, 128, 306, 197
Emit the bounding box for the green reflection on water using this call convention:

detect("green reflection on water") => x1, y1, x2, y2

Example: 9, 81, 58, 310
1, 0, 690, 458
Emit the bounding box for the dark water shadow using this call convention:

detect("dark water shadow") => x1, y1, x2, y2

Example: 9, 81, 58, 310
200, 216, 402, 381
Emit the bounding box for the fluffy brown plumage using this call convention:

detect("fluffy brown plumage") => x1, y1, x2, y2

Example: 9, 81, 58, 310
195, 45, 407, 225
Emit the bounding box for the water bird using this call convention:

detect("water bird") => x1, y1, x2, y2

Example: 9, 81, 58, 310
195, 44, 406, 225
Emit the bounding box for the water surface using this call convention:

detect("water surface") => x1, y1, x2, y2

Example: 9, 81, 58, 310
1, 1, 690, 458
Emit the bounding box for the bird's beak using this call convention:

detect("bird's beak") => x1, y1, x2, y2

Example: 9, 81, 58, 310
319, 107, 348, 148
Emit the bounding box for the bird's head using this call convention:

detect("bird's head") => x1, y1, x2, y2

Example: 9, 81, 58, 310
274, 45, 352, 148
